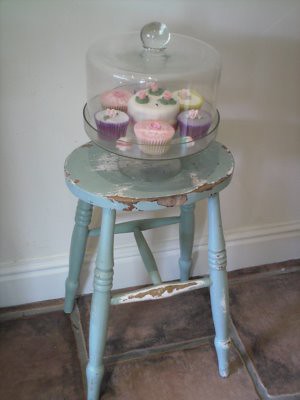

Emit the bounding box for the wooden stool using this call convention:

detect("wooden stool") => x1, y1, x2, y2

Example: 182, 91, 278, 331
64, 141, 234, 400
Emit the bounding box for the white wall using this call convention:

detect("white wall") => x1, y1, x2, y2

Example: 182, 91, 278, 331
0, 0, 299, 307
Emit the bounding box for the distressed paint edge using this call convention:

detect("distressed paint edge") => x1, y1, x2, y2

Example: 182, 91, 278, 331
105, 175, 232, 207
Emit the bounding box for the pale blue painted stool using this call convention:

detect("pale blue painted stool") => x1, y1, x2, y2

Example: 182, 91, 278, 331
64, 140, 234, 400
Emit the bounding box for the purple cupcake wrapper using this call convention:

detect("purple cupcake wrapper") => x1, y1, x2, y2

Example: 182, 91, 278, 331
95, 120, 129, 140
178, 121, 211, 139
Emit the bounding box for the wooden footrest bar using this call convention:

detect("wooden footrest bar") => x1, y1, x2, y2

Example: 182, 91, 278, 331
111, 276, 211, 305
88, 216, 180, 237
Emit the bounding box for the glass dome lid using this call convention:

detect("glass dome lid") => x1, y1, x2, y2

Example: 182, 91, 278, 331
85, 22, 221, 160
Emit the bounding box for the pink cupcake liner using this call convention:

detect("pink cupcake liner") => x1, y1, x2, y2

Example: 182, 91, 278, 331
137, 137, 171, 155
100, 103, 128, 113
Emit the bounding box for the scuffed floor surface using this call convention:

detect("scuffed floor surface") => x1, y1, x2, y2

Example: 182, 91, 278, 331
0, 259, 299, 400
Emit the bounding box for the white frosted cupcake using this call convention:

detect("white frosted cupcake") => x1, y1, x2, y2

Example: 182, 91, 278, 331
128, 89, 179, 126
134, 120, 175, 155
94, 108, 129, 140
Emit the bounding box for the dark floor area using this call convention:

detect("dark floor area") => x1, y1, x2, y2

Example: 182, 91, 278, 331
0, 259, 299, 400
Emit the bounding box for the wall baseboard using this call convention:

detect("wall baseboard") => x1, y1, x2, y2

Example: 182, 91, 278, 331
1, 221, 300, 308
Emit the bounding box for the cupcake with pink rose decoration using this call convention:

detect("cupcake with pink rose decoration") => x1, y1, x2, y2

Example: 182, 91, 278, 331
134, 120, 175, 155
177, 109, 212, 139
128, 87, 179, 125
94, 108, 129, 140
100, 88, 132, 112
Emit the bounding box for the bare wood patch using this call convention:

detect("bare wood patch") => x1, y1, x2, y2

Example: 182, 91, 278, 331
106, 176, 232, 207
128, 282, 196, 299
111, 277, 210, 305
157, 195, 187, 207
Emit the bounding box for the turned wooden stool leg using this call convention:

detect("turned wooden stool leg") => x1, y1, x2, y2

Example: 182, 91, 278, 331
64, 200, 93, 313
86, 208, 116, 400
208, 193, 230, 378
179, 203, 195, 281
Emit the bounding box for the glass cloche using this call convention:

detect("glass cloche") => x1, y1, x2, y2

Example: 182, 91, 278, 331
84, 22, 221, 160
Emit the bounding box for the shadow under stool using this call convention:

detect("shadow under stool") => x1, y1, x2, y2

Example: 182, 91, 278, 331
64, 141, 234, 400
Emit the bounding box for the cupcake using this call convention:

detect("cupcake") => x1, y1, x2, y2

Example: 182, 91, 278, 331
134, 120, 175, 155
100, 89, 132, 112
177, 109, 212, 139
94, 108, 129, 140
173, 89, 204, 110
128, 89, 179, 126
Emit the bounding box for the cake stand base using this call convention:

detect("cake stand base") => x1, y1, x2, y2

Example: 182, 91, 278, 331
118, 158, 182, 182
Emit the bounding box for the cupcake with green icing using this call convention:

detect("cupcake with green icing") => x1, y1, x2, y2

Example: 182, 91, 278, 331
128, 88, 180, 126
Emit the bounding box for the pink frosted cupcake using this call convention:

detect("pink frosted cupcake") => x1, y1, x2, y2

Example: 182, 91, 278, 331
100, 89, 132, 112
94, 108, 129, 140
134, 120, 175, 155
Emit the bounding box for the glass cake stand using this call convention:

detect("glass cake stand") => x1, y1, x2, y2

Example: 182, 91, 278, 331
84, 102, 219, 181
84, 22, 221, 181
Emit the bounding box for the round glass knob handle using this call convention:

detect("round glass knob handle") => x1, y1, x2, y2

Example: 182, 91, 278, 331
140, 22, 170, 50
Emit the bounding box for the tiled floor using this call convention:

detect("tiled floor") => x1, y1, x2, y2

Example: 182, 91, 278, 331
0, 259, 299, 400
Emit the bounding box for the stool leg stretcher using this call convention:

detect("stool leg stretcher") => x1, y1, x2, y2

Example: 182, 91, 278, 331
133, 227, 162, 285
111, 276, 211, 305
88, 216, 181, 237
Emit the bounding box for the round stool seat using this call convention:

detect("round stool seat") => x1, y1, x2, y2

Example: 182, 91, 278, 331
64, 141, 234, 211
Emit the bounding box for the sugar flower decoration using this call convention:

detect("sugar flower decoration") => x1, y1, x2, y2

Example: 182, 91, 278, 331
150, 82, 159, 92
104, 108, 118, 119
162, 91, 173, 100
179, 89, 191, 100
137, 90, 147, 99
135, 90, 149, 104
188, 109, 200, 119
149, 122, 161, 130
